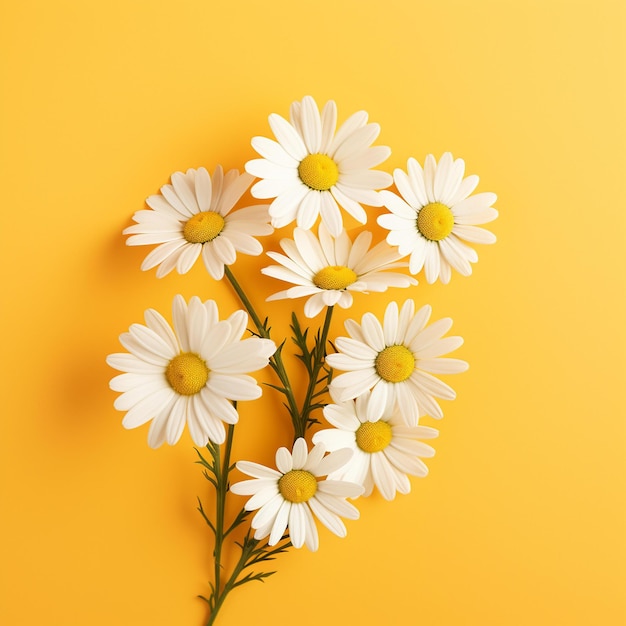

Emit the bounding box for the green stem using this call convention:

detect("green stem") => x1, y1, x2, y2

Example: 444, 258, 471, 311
205, 422, 235, 626
206, 535, 282, 626
223, 266, 300, 433
212, 423, 235, 607
296, 305, 334, 439
224, 266, 266, 334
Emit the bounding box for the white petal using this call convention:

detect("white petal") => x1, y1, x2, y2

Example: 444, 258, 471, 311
329, 110, 368, 155
418, 357, 469, 374
308, 498, 347, 538
288, 502, 307, 548
106, 353, 164, 374
299, 95, 322, 153
453, 224, 497, 244
371, 453, 396, 500
235, 461, 282, 480
120, 386, 175, 429
383, 301, 399, 345
330, 370, 380, 399
334, 337, 378, 360
207, 374, 261, 400
302, 505, 319, 551
251, 136, 299, 168
269, 499, 291, 545
275, 446, 293, 474
316, 479, 363, 500
291, 438, 309, 470
165, 395, 187, 445
171, 171, 199, 214
360, 312, 385, 351
319, 191, 343, 237
314, 448, 353, 477
268, 113, 308, 160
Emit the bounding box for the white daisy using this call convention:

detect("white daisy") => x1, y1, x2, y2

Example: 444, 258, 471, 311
313, 390, 439, 500
229, 438, 363, 551
378, 153, 498, 284
261, 224, 417, 318
124, 166, 273, 279
245, 95, 393, 237
106, 295, 276, 448
326, 300, 468, 426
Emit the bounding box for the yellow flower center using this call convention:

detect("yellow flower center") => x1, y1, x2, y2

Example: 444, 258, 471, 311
417, 202, 455, 241
375, 345, 415, 383
183, 211, 225, 244
165, 352, 209, 395
313, 265, 358, 290
278, 470, 318, 503
356, 420, 393, 453
298, 153, 339, 191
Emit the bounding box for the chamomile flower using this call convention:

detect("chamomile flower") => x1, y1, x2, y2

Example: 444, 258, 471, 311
262, 224, 417, 318
106, 295, 276, 448
326, 300, 468, 426
230, 438, 363, 551
245, 95, 392, 236
313, 390, 439, 500
378, 153, 498, 284
124, 166, 273, 280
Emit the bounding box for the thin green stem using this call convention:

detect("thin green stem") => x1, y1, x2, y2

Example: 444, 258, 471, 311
206, 534, 291, 626
224, 266, 300, 432
206, 539, 250, 626
224, 266, 266, 333
211, 422, 235, 613
296, 305, 334, 439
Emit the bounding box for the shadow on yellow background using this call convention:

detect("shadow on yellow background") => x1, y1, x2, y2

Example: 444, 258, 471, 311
1, 1, 624, 625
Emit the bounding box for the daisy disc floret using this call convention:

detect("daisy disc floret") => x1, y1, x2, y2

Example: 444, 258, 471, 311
326, 300, 468, 426
124, 166, 273, 279
245, 95, 393, 237
229, 438, 363, 551
313, 390, 439, 501
262, 224, 417, 318
377, 153, 498, 284
106, 295, 276, 448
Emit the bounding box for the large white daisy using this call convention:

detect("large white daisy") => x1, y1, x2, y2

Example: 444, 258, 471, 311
124, 166, 273, 279
313, 390, 439, 501
262, 224, 417, 318
326, 300, 468, 426
377, 153, 498, 284
245, 95, 393, 237
229, 438, 363, 551
106, 295, 276, 448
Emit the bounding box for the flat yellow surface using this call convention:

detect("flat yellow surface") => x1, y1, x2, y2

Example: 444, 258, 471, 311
1, 1, 625, 624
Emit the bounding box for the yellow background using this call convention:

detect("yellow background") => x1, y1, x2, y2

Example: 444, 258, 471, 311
1, 1, 624, 624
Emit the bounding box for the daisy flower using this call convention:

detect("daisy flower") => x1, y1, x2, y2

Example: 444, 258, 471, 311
106, 295, 276, 448
326, 300, 468, 426
229, 438, 363, 551
313, 390, 439, 500
262, 224, 417, 318
377, 153, 498, 284
245, 95, 392, 237
124, 166, 273, 279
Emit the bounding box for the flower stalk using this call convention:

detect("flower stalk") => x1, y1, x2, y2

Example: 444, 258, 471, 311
196, 419, 291, 626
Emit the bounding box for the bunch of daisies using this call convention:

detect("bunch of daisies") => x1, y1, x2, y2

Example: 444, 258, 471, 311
107, 96, 497, 624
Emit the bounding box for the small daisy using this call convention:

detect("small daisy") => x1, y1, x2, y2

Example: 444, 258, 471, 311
106, 295, 276, 448
313, 390, 439, 500
326, 300, 468, 426
262, 224, 417, 318
245, 95, 392, 237
124, 166, 273, 279
230, 438, 363, 551
378, 153, 498, 284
